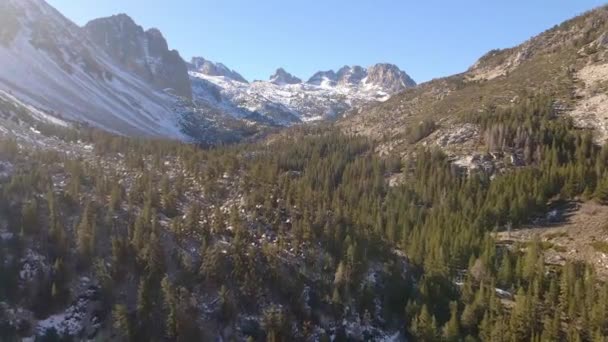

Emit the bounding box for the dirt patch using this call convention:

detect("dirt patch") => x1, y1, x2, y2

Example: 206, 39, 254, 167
496, 201, 608, 279
570, 93, 608, 139
467, 63, 509, 82
577, 63, 608, 86
570, 63, 608, 142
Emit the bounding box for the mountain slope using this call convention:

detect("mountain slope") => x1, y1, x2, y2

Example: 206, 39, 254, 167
0, 0, 188, 138
340, 6, 608, 151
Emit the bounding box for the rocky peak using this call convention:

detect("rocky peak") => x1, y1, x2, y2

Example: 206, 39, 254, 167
307, 70, 338, 86
269, 68, 302, 85
145, 28, 169, 54
336, 65, 367, 86
307, 64, 415, 93
85, 14, 192, 99
189, 57, 248, 83
365, 63, 416, 93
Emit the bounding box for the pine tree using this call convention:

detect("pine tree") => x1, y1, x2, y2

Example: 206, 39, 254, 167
510, 287, 532, 341
443, 301, 461, 341
263, 306, 289, 342
143, 220, 165, 276
199, 246, 224, 282
113, 304, 132, 340
218, 285, 232, 322
161, 275, 177, 339
412, 304, 438, 341
76, 202, 95, 263
497, 254, 513, 288
20, 199, 38, 235
185, 203, 201, 235
51, 258, 68, 305
523, 237, 540, 281
109, 182, 122, 212
94, 259, 113, 302
136, 276, 154, 327
47, 189, 67, 258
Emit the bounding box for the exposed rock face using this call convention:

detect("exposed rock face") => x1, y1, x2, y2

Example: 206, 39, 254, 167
269, 68, 302, 85
366, 63, 416, 93
189, 57, 248, 83
85, 14, 192, 99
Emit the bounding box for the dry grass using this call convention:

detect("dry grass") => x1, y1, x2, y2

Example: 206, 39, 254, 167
591, 241, 608, 254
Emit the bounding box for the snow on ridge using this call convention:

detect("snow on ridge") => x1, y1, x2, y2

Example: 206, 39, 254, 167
190, 70, 392, 124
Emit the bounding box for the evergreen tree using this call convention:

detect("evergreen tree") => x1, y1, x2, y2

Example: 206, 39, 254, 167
161, 275, 177, 339
76, 202, 95, 263
411, 304, 438, 341
443, 301, 461, 341
112, 304, 132, 340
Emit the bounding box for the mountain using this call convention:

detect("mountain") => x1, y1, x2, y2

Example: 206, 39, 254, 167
307, 70, 337, 86
0, 0, 191, 138
336, 65, 367, 86
188, 56, 248, 83
269, 68, 302, 85
84, 14, 192, 100
308, 64, 416, 91
340, 6, 608, 153
366, 63, 417, 93
190, 63, 416, 125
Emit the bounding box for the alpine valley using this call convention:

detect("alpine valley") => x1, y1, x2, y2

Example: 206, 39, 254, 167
2, 0, 608, 341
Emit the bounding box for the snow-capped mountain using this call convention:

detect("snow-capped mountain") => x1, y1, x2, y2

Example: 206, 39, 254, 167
0, 0, 190, 138
190, 61, 416, 125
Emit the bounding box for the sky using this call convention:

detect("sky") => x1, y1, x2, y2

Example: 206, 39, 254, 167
47, 0, 606, 83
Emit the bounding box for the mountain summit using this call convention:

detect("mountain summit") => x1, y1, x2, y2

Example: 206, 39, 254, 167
307, 64, 416, 92
366, 63, 416, 92
336, 65, 368, 86
269, 68, 302, 85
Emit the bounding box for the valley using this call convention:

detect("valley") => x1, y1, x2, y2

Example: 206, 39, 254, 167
0, 1, 608, 341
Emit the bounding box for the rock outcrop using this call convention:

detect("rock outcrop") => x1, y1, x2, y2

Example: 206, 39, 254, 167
85, 14, 192, 99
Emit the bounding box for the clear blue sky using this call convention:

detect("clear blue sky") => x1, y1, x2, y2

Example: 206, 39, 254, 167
47, 0, 606, 83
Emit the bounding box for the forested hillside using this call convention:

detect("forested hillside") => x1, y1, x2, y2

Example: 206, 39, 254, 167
0, 94, 607, 341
